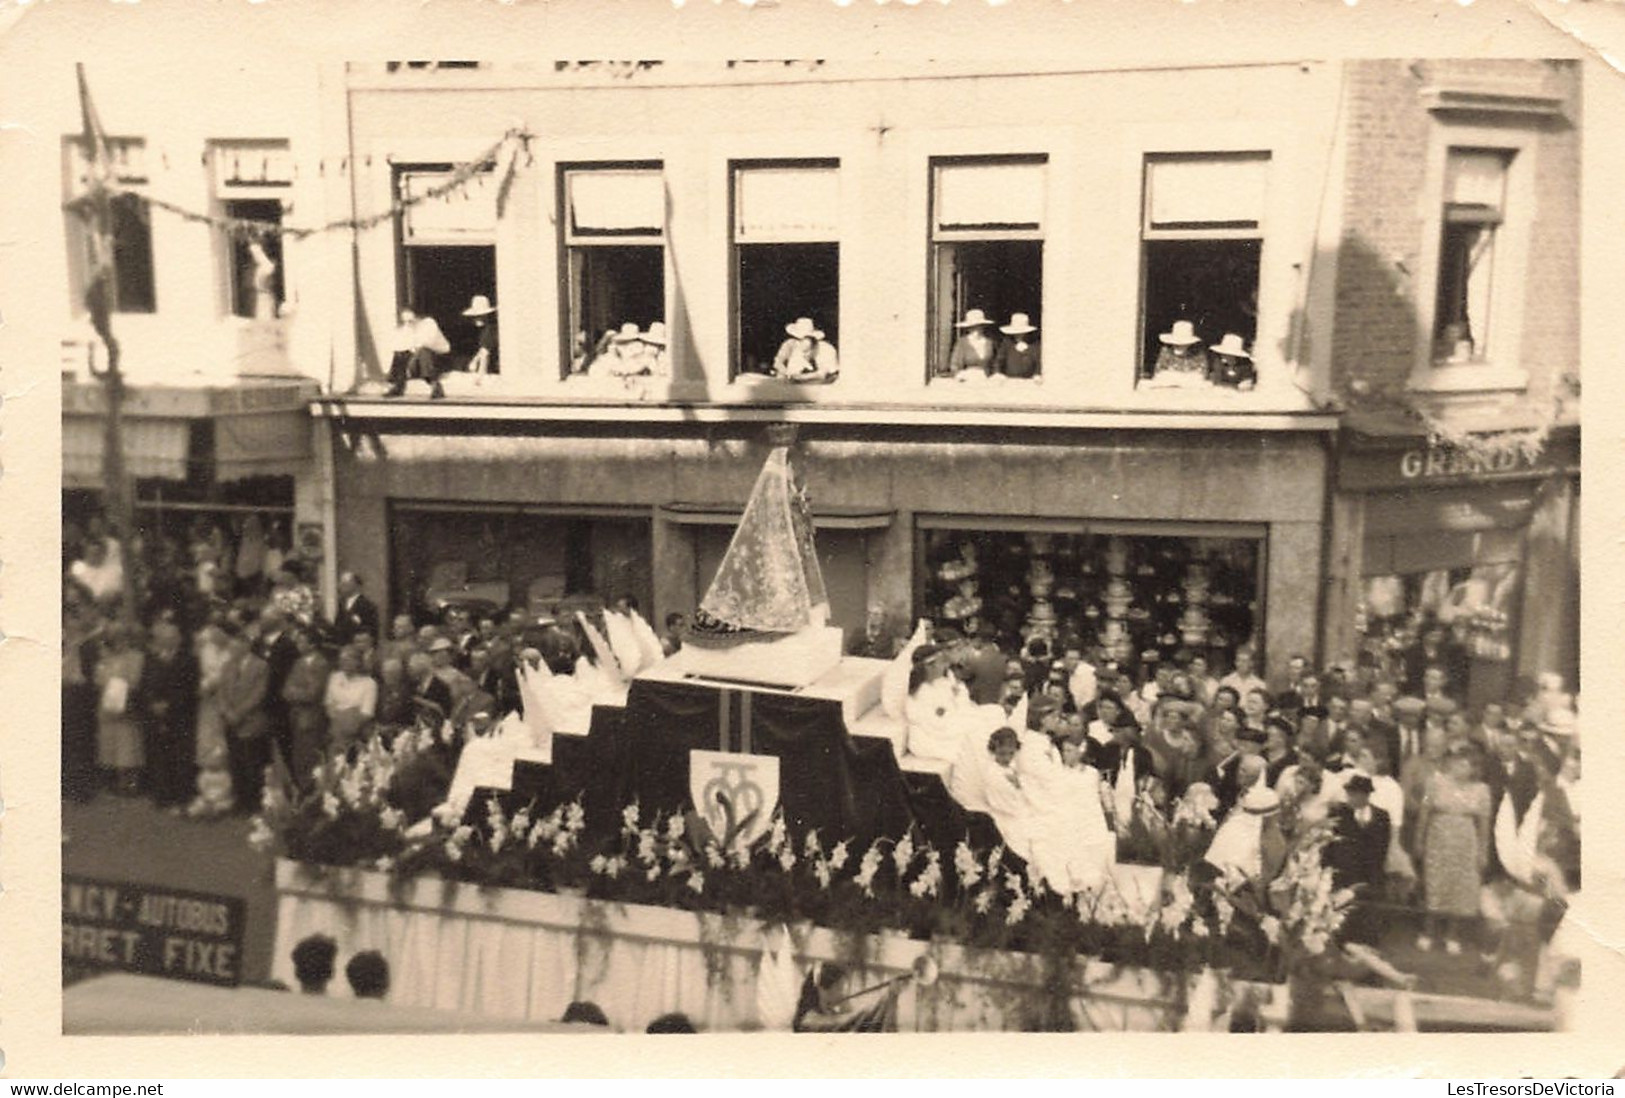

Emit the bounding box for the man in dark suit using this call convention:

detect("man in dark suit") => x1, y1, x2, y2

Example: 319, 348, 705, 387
1085, 712, 1154, 793
407, 651, 454, 722
217, 625, 271, 812
1325, 774, 1392, 945
1484, 727, 1540, 880
332, 571, 380, 648
255, 606, 299, 781
1206, 725, 1266, 818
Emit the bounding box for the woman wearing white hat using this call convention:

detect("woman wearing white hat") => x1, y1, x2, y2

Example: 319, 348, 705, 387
591, 322, 653, 381
1147, 319, 1209, 388
993, 313, 1041, 380
462, 294, 500, 377
642, 321, 672, 377
944, 308, 997, 381
1209, 332, 1257, 390
772, 317, 840, 382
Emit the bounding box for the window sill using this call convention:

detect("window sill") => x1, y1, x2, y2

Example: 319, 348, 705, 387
1408, 363, 1529, 395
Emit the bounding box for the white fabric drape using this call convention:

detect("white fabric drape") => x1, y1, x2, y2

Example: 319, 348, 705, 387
273, 863, 1269, 1031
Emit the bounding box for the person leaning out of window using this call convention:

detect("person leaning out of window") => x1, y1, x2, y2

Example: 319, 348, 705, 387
1208, 332, 1257, 391
992, 312, 1041, 382
944, 308, 998, 381
772, 317, 840, 383
1146, 319, 1209, 388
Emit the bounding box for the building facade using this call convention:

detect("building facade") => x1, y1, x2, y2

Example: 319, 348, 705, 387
20, 49, 343, 575
318, 59, 1355, 678
1319, 59, 1582, 703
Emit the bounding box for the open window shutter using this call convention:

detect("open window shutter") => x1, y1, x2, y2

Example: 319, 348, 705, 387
1146, 154, 1268, 229
567, 170, 665, 236
734, 167, 839, 241
935, 161, 1045, 232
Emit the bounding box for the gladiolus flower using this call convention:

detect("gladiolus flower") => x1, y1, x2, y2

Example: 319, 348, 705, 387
688, 872, 705, 894
828, 841, 850, 872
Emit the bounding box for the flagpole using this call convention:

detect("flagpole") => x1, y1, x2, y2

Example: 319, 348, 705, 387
74, 62, 139, 619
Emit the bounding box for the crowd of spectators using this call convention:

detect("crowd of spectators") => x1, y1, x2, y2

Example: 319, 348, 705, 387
904, 617, 1581, 998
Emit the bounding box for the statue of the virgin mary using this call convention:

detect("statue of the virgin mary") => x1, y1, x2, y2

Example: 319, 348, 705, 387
679, 426, 845, 686
690, 429, 828, 641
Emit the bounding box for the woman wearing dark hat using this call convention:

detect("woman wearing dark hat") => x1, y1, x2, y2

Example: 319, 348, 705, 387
944, 308, 998, 380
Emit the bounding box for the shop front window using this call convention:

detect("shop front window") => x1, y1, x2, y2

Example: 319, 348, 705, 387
928, 156, 1045, 383
918, 524, 1261, 683
1358, 524, 1524, 706
389, 504, 652, 625
1139, 153, 1268, 389
396, 164, 498, 370
731, 161, 840, 381
561, 165, 666, 379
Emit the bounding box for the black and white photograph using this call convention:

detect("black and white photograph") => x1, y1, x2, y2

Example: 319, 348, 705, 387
2, 0, 1621, 1078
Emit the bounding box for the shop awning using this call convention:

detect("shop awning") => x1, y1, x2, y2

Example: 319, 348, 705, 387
661, 502, 894, 530
63, 378, 316, 488
213, 409, 312, 481
62, 416, 192, 488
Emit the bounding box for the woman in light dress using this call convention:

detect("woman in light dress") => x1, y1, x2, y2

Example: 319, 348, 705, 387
95, 620, 147, 795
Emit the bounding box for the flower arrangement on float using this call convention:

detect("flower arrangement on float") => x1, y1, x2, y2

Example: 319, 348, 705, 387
250, 727, 1352, 993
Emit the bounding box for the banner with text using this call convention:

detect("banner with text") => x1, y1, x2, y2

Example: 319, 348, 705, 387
62, 876, 246, 987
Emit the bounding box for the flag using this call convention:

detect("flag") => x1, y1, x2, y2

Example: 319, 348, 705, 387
73, 63, 116, 343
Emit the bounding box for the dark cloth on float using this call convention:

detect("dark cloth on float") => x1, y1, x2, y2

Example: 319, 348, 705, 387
135, 649, 201, 807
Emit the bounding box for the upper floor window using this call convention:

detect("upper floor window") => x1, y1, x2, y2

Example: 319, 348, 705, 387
563, 165, 667, 381
1433, 148, 1513, 365
732, 160, 840, 381
1139, 152, 1269, 390
395, 164, 499, 373
929, 156, 1046, 383
65, 136, 155, 314
210, 140, 292, 320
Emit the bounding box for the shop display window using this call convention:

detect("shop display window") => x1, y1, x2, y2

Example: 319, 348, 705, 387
389, 505, 652, 625
1357, 563, 1519, 700
918, 525, 1261, 680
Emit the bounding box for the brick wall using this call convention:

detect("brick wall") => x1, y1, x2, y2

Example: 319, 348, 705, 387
1331, 59, 1581, 401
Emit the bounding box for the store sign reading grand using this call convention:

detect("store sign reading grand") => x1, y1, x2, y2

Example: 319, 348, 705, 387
1399, 445, 1545, 481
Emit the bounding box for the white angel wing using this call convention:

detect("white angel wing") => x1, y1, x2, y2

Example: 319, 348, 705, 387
576, 611, 628, 686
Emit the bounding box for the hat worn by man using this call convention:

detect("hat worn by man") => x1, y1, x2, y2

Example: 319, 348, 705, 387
643, 321, 669, 347
955, 308, 994, 329
1343, 774, 1376, 796
1158, 319, 1202, 346
1240, 786, 1280, 815
785, 317, 825, 340
1210, 333, 1252, 360
612, 321, 644, 343
1000, 312, 1037, 336
462, 295, 497, 318
1393, 696, 1427, 719
427, 636, 454, 653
